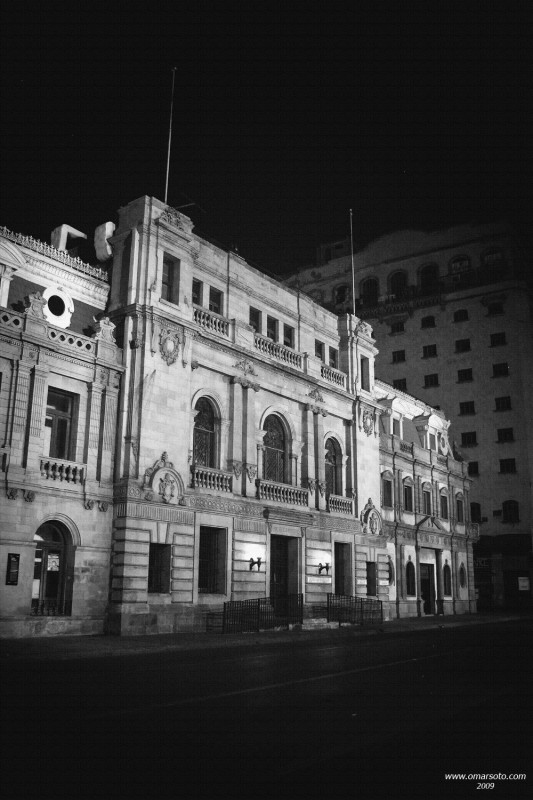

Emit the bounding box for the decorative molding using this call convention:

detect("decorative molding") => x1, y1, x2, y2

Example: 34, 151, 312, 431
98, 501, 109, 512
245, 464, 257, 483
231, 460, 243, 478
362, 406, 374, 436
24, 490, 36, 502
7, 487, 19, 500
184, 494, 264, 517
308, 478, 316, 492
307, 387, 324, 403
318, 481, 326, 497
25, 291, 47, 318
159, 326, 182, 365
360, 497, 382, 535
234, 358, 257, 376
84, 499, 95, 510
94, 316, 116, 344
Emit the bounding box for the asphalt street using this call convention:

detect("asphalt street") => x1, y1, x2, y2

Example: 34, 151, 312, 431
1, 617, 532, 800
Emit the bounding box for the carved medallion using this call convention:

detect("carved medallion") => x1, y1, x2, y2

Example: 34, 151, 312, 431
159, 327, 182, 365
362, 407, 374, 436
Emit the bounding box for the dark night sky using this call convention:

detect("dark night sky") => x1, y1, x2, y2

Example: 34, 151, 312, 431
1, 1, 532, 274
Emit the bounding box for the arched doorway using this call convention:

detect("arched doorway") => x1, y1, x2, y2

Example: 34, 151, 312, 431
32, 522, 74, 616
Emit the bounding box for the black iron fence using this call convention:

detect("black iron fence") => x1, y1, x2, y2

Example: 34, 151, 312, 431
222, 594, 303, 633
327, 593, 383, 626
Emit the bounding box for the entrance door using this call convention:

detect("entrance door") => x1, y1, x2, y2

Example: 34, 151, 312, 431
270, 535, 289, 598
334, 543, 351, 595
32, 522, 74, 615
420, 563, 436, 615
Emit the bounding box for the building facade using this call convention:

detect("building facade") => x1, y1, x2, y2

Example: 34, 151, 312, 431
1, 199, 477, 636
287, 223, 533, 609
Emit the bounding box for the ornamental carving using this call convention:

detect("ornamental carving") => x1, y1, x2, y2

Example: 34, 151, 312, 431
25, 291, 47, 318
159, 327, 182, 365
362, 407, 374, 436
246, 464, 257, 483
98, 501, 109, 512
7, 487, 19, 500
143, 451, 184, 505
360, 497, 382, 536
318, 481, 326, 498
234, 358, 257, 376
94, 316, 116, 343
308, 388, 324, 403
159, 473, 177, 504
24, 490, 36, 503
308, 478, 316, 492
232, 461, 243, 478
84, 499, 95, 510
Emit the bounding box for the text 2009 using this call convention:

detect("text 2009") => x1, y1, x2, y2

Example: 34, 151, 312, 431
477, 784, 494, 790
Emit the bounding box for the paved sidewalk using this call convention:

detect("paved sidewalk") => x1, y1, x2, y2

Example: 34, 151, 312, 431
1, 611, 531, 662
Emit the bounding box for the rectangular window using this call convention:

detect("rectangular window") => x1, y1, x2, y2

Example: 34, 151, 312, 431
198, 527, 226, 594
456, 499, 464, 523
148, 544, 171, 593
457, 368, 473, 383
422, 344, 437, 358
283, 324, 295, 349
468, 461, 479, 476
421, 316, 435, 329
192, 279, 203, 306
315, 340, 325, 360
423, 489, 432, 515
382, 479, 393, 507
267, 316, 278, 341
493, 362, 509, 378
403, 484, 413, 512
366, 562, 377, 596
461, 431, 477, 447
424, 373, 439, 388
490, 332, 507, 347
161, 256, 180, 304
429, 433, 436, 450
249, 307, 261, 333
209, 287, 223, 315
392, 349, 406, 363
459, 401, 476, 415
497, 428, 514, 443
393, 378, 407, 392
455, 338, 471, 353
440, 494, 449, 520
390, 321, 405, 334
487, 302, 504, 316
495, 395, 512, 411
328, 347, 339, 368
392, 418, 401, 437
44, 388, 75, 460
454, 309, 469, 322
360, 356, 370, 391
499, 458, 516, 474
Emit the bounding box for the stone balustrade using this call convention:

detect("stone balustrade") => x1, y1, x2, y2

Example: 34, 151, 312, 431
327, 494, 354, 515
191, 465, 233, 492
193, 306, 230, 336
40, 458, 86, 484
255, 478, 309, 506
48, 328, 96, 353
320, 364, 346, 388
0, 309, 24, 330
253, 333, 303, 369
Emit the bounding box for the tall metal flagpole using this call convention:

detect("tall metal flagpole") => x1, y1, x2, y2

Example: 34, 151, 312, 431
350, 208, 356, 315
164, 68, 177, 205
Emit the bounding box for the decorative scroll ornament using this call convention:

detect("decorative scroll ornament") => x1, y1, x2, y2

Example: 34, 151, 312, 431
362, 407, 374, 436
24, 490, 36, 503
234, 358, 257, 376
84, 499, 95, 510
246, 464, 257, 483
360, 497, 382, 536
159, 327, 182, 365
318, 481, 326, 497
307, 478, 316, 492
308, 387, 324, 403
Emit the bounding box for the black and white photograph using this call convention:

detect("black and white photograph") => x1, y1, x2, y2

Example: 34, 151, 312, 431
1, 2, 532, 798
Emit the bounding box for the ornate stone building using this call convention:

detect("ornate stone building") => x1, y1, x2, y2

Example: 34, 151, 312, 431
0, 198, 478, 636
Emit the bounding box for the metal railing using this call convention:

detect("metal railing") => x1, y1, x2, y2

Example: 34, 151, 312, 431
326, 593, 383, 626
31, 600, 67, 616
256, 479, 309, 506
222, 594, 303, 633
191, 465, 233, 492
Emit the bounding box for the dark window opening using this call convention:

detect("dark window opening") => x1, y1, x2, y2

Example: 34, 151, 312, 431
440, 494, 449, 520
468, 461, 479, 476
325, 438, 341, 497
392, 350, 406, 363
495, 396, 512, 411
360, 278, 379, 306
382, 478, 393, 507
193, 398, 216, 468
493, 362, 509, 378
263, 415, 287, 484
209, 287, 223, 315
455, 338, 471, 353
403, 483, 414, 512
490, 332, 507, 347
453, 309, 469, 322
460, 401, 476, 415
502, 500, 519, 523
456, 498, 464, 523
406, 561, 416, 596
424, 373, 439, 388
148, 544, 171, 593
315, 340, 325, 360
423, 489, 432, 515
366, 562, 377, 596
360, 356, 370, 391
461, 431, 477, 447
249, 307, 261, 333
267, 316, 278, 341
198, 527, 226, 593
283, 324, 295, 349
328, 347, 339, 368
443, 564, 452, 595
192, 279, 202, 306
45, 388, 75, 460
423, 344, 437, 359
390, 321, 405, 334
457, 368, 473, 383
421, 316, 435, 329
393, 378, 407, 392
470, 502, 482, 523
497, 428, 514, 443
162, 256, 180, 304
499, 458, 516, 474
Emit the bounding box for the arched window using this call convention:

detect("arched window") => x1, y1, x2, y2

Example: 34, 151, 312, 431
325, 438, 342, 497
32, 522, 73, 616
456, 493, 465, 523
334, 285, 349, 305
389, 271, 408, 299
459, 563, 467, 588
263, 415, 287, 484
193, 398, 216, 468
502, 500, 519, 524
360, 277, 379, 306
406, 560, 416, 596
443, 563, 452, 595
419, 263, 440, 293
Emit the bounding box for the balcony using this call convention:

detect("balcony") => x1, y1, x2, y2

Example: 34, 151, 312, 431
253, 333, 303, 369
327, 494, 354, 515
321, 364, 346, 389
256, 479, 309, 506
40, 458, 85, 484
191, 465, 233, 493
193, 305, 230, 337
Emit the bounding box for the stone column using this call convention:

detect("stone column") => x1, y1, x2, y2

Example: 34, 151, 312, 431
314, 407, 327, 510
26, 365, 48, 476
101, 381, 119, 485
229, 377, 244, 494
10, 360, 32, 468
0, 264, 15, 307
243, 384, 259, 494
415, 541, 422, 617
435, 549, 444, 614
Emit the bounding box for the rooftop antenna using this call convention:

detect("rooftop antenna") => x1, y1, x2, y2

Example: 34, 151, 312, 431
164, 67, 177, 205
350, 208, 356, 315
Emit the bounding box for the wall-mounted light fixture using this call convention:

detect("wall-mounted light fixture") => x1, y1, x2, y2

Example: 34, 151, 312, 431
249, 557, 262, 571
318, 562, 330, 575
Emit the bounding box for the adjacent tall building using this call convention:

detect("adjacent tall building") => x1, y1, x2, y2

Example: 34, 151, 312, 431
287, 222, 533, 609
0, 200, 478, 636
